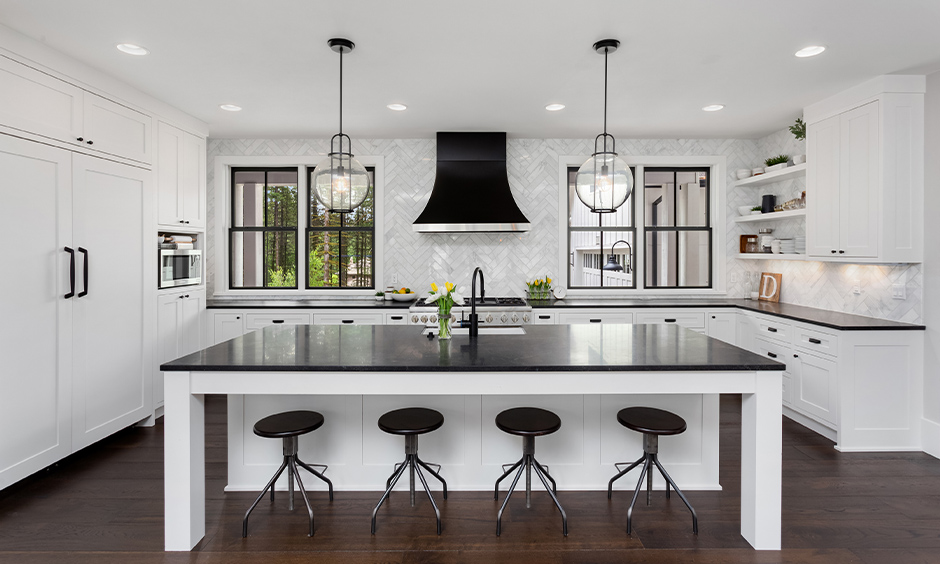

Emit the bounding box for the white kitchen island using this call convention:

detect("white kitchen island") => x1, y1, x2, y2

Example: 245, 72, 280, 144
162, 323, 784, 551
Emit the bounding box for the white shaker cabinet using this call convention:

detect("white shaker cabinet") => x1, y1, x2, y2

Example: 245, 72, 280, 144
706, 312, 736, 345
0, 136, 73, 490
0, 55, 152, 165
212, 313, 247, 345
790, 349, 839, 427
70, 154, 153, 451
157, 121, 206, 228
805, 76, 924, 263
155, 289, 206, 407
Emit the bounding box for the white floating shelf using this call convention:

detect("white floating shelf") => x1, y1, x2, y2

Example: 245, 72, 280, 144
736, 253, 808, 261
734, 163, 806, 187
734, 209, 806, 223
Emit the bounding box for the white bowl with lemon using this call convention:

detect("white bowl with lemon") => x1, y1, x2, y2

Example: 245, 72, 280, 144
391, 288, 417, 302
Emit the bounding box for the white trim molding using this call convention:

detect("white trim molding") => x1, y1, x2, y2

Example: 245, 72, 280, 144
212, 155, 385, 297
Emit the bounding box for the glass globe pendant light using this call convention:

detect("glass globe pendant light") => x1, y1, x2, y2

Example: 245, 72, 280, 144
575, 39, 633, 213
311, 38, 370, 213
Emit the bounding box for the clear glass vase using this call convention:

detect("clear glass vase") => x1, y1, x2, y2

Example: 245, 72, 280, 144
437, 312, 452, 340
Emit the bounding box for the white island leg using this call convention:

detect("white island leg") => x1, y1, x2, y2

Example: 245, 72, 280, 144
740, 371, 783, 550
164, 371, 206, 551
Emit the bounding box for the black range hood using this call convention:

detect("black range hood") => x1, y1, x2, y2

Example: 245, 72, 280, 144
413, 132, 531, 232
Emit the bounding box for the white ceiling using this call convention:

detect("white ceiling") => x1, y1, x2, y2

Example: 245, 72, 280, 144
2, 0, 939, 140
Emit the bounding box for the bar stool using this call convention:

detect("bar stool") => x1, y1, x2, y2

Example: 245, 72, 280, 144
493, 407, 567, 536
242, 410, 333, 538
607, 406, 698, 535
371, 407, 448, 535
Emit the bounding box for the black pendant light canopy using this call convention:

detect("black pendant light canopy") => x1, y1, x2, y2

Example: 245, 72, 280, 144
311, 38, 370, 213
575, 39, 634, 214
603, 239, 633, 274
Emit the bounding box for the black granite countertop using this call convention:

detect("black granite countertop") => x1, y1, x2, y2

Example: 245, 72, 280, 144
207, 298, 414, 309
161, 323, 785, 373
532, 298, 924, 331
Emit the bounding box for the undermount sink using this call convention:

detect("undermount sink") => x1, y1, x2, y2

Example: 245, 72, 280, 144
422, 326, 526, 336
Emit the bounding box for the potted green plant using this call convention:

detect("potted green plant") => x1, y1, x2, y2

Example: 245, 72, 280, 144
750, 205, 762, 215
764, 154, 790, 172
789, 118, 806, 140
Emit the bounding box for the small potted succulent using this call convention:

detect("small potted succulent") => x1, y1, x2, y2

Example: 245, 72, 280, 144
374, 291, 385, 301
763, 154, 790, 172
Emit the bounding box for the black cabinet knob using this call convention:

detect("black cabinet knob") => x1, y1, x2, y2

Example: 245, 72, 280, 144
839, 250, 845, 254
76, 137, 84, 142
86, 140, 93, 145
831, 250, 837, 254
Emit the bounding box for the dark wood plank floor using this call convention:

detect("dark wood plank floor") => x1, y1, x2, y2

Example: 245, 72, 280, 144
1, 395, 939, 564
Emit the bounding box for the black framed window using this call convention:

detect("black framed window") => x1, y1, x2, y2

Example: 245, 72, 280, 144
306, 167, 375, 289
567, 166, 637, 289
643, 167, 712, 289
229, 168, 298, 289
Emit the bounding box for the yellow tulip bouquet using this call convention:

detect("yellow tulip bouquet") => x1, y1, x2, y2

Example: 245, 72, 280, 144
526, 276, 553, 300
427, 281, 464, 339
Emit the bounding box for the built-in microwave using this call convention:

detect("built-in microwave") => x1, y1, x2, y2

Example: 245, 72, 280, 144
159, 249, 202, 289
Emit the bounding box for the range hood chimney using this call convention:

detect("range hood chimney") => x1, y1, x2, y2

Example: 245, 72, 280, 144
413, 132, 531, 232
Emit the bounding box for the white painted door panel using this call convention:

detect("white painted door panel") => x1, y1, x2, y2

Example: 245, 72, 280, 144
706, 312, 736, 345
155, 293, 182, 408
0, 56, 83, 145
71, 155, 150, 449
180, 290, 206, 355
157, 122, 205, 228
82, 93, 151, 164
792, 349, 839, 427
0, 136, 73, 490
212, 313, 246, 345
807, 114, 841, 257
839, 101, 879, 258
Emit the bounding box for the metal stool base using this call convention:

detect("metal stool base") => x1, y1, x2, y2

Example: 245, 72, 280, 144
607, 433, 698, 535
494, 436, 567, 536
242, 436, 333, 538
372, 434, 447, 535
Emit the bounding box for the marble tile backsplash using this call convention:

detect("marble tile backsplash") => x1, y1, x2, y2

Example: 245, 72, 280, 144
206, 129, 923, 324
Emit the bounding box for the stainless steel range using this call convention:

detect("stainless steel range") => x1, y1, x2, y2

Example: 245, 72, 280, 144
408, 297, 532, 326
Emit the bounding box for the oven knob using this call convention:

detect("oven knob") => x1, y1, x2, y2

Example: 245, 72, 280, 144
485, 314, 493, 323
430, 315, 437, 323
511, 313, 519, 323
500, 314, 508, 323
411, 315, 419, 324
420, 315, 428, 323
522, 314, 529, 323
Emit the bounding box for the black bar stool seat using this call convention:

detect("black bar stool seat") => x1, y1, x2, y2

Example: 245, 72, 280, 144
608, 407, 698, 535
372, 408, 448, 535
493, 407, 567, 536
242, 410, 333, 538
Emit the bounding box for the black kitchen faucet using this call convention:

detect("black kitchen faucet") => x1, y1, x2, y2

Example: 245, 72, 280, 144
468, 267, 485, 337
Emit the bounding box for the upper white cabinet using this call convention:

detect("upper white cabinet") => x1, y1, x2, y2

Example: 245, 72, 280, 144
805, 76, 924, 263
157, 121, 206, 228
0, 55, 152, 165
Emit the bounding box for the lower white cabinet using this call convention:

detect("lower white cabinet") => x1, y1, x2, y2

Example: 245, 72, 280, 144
212, 313, 247, 345
635, 311, 706, 330
706, 312, 737, 345
245, 312, 311, 330
791, 348, 839, 427
384, 312, 408, 325
313, 312, 384, 325
556, 310, 633, 324
156, 288, 205, 407
531, 311, 556, 324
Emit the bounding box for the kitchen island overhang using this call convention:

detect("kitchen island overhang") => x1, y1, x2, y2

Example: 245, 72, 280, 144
162, 324, 784, 551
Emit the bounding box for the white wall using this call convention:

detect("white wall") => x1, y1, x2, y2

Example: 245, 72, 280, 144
922, 70, 940, 455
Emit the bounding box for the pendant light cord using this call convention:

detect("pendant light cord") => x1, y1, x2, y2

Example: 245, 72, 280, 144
339, 46, 344, 137
603, 47, 608, 136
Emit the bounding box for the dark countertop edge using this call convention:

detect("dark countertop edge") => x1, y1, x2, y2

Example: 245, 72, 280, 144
161, 363, 784, 373
207, 302, 413, 309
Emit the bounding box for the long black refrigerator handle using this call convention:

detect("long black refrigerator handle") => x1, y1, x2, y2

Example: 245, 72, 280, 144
78, 247, 88, 297
64, 247, 75, 299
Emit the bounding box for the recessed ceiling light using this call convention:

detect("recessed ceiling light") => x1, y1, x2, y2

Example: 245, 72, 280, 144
702, 104, 725, 112
795, 45, 826, 58
116, 43, 149, 56
387, 103, 407, 111
545, 103, 566, 112
220, 104, 242, 112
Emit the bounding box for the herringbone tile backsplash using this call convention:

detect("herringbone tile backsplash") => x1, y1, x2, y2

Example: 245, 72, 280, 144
206, 130, 922, 324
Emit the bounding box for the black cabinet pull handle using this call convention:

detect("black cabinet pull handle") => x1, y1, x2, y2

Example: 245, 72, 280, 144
64, 247, 75, 299
184, 220, 190, 224
794, 354, 799, 358
78, 247, 88, 297
86, 140, 93, 145
178, 295, 184, 299
390, 315, 402, 320
342, 319, 354, 324
590, 319, 602, 323
839, 250, 845, 254
767, 327, 778, 333
808, 337, 822, 344
272, 319, 285, 324
831, 250, 837, 254
539, 315, 551, 320
184, 294, 189, 298
76, 137, 83, 142
768, 352, 778, 358
179, 220, 185, 224
664, 318, 677, 323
